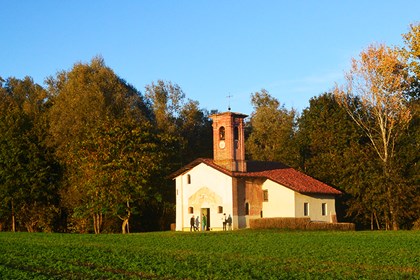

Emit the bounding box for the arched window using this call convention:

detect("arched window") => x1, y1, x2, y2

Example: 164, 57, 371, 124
219, 127, 225, 140
187, 174, 191, 184
245, 202, 250, 215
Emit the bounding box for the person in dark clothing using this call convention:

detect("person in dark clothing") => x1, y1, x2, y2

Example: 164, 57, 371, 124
227, 214, 232, 230
190, 215, 195, 231
195, 216, 200, 231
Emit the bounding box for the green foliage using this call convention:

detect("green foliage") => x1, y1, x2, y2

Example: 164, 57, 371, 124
47, 58, 167, 233
0, 230, 419, 279
0, 77, 61, 232
1, 59, 213, 233
1, 22, 418, 233
246, 89, 298, 165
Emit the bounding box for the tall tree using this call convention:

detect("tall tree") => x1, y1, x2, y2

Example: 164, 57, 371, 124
0, 77, 61, 232
401, 23, 420, 100
399, 23, 420, 228
296, 93, 385, 228
48, 57, 154, 233
177, 100, 213, 164
296, 93, 361, 183
334, 44, 412, 230
145, 80, 185, 133
246, 89, 298, 165
144, 80, 212, 230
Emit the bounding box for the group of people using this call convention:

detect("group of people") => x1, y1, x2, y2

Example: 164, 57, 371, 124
189, 213, 232, 231
190, 214, 205, 231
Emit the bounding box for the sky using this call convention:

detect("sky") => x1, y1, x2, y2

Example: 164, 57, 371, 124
1, 1, 419, 115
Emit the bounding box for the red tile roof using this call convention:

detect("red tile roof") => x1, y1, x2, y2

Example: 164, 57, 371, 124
242, 161, 342, 195
170, 158, 342, 195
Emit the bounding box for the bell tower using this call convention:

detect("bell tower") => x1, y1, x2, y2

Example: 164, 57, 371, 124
210, 112, 247, 172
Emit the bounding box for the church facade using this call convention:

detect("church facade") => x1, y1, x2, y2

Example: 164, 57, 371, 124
171, 112, 342, 231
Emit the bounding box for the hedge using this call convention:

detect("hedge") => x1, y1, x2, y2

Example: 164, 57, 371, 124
249, 217, 355, 231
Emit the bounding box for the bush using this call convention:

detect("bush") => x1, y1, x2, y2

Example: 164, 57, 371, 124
249, 217, 355, 231
307, 222, 355, 231
413, 218, 420, 230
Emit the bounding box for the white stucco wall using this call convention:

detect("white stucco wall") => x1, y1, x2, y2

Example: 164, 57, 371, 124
261, 180, 337, 222
262, 179, 295, 218
294, 193, 336, 222
175, 163, 233, 231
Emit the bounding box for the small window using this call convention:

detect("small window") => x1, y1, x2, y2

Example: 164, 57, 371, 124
187, 174, 191, 184
322, 203, 327, 216
234, 126, 239, 141
188, 207, 193, 214
219, 127, 225, 140
245, 202, 250, 215
263, 190, 268, 202
304, 203, 309, 216
218, 206, 223, 214
234, 127, 239, 149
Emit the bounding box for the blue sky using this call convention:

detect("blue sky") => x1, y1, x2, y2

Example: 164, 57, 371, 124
1, 1, 419, 115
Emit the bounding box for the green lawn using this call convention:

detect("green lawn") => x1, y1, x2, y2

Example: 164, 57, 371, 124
0, 230, 419, 279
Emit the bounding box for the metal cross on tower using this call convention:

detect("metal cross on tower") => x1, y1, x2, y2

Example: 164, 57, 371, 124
227, 94, 233, 111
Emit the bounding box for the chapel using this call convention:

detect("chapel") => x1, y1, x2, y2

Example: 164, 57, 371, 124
171, 111, 342, 231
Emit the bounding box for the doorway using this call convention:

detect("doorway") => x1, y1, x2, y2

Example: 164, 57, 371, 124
201, 208, 210, 231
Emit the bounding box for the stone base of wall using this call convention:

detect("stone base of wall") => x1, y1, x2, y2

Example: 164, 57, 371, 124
249, 217, 355, 231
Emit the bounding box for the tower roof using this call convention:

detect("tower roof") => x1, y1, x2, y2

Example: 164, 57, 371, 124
209, 111, 248, 119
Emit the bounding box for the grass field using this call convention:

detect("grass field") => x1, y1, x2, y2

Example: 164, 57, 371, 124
0, 230, 419, 279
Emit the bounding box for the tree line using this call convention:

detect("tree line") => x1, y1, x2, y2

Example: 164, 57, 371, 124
0, 24, 418, 232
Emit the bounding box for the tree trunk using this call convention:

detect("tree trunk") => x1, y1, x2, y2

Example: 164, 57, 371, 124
122, 218, 129, 234
93, 213, 102, 234
371, 212, 374, 230
384, 159, 399, 230
374, 211, 380, 230
121, 200, 131, 234
11, 200, 15, 233
93, 215, 97, 234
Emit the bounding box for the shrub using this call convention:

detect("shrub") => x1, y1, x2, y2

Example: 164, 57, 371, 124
249, 217, 355, 231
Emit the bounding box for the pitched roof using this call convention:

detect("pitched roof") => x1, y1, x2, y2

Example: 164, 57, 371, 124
242, 161, 342, 195
170, 158, 342, 195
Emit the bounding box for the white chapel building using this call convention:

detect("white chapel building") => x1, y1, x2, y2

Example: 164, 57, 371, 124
171, 111, 342, 231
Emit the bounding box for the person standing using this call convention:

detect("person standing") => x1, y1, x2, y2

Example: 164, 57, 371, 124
190, 215, 195, 232
227, 214, 232, 230
195, 215, 200, 231
202, 214, 207, 231
222, 213, 227, 231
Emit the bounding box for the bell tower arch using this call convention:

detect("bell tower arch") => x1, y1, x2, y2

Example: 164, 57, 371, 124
210, 112, 247, 172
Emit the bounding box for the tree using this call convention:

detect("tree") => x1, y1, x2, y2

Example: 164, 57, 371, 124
246, 89, 298, 165
399, 23, 420, 228
296, 93, 390, 228
401, 23, 420, 100
145, 80, 185, 133
177, 100, 213, 164
296, 93, 361, 183
0, 77, 61, 232
48, 57, 154, 233
334, 44, 412, 230
144, 80, 213, 230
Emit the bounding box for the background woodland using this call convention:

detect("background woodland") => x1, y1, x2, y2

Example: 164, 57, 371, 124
0, 24, 418, 233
